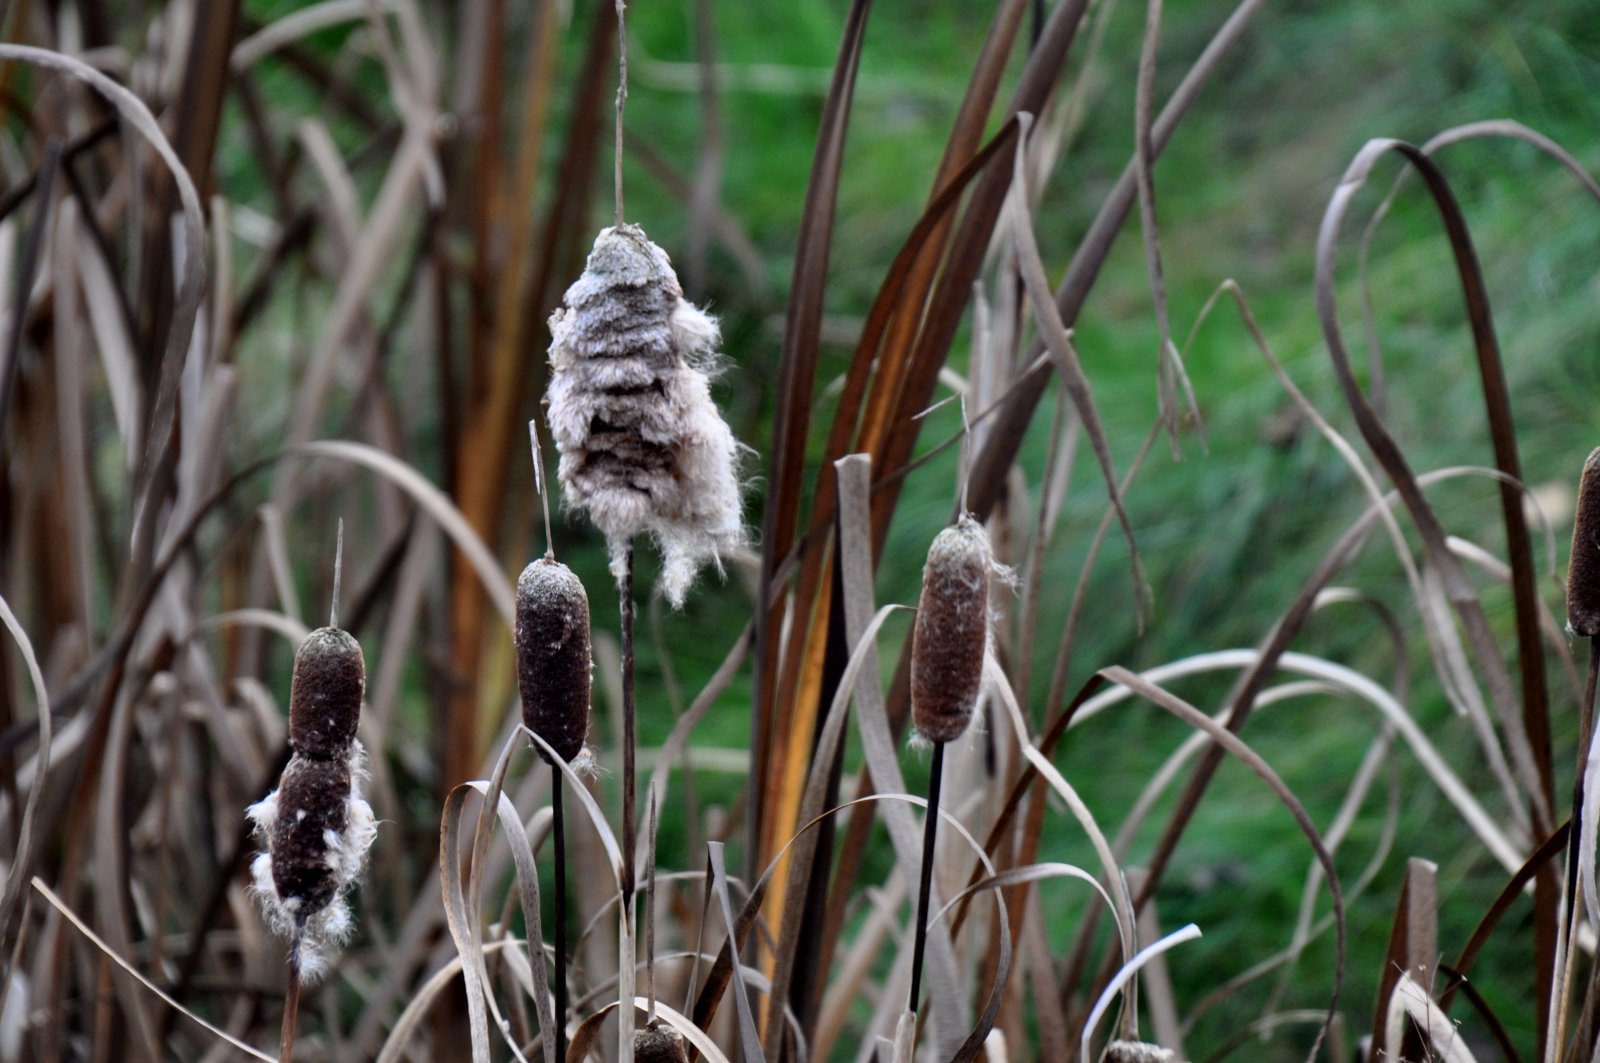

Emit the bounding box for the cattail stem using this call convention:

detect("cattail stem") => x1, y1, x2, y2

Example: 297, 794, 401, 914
621, 542, 637, 904
279, 942, 302, 1063
909, 741, 946, 1015
552, 779, 569, 1063
613, 0, 628, 225
1556, 642, 1600, 1049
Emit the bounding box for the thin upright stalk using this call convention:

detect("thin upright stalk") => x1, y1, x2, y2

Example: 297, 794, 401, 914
620, 542, 638, 1052
909, 741, 946, 1015
552, 779, 568, 1063
279, 948, 302, 1063
621, 543, 637, 903
1556, 643, 1600, 1058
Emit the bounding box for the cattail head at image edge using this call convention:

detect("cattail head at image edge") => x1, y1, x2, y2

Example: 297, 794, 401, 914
545, 223, 748, 607
246, 625, 377, 982
1568, 446, 1600, 637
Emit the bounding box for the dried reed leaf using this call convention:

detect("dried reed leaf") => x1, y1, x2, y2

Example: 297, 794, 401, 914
985, 655, 1135, 977
833, 455, 968, 1052
0, 140, 56, 443
1099, 666, 1343, 1063
1082, 924, 1202, 1063
31, 878, 275, 1062
1440, 820, 1568, 1015
753, 0, 872, 885
965, 0, 1267, 516
526, 728, 624, 885
765, 592, 909, 1061
288, 441, 515, 622
1131, 0, 1202, 451
0, 46, 207, 569
440, 734, 532, 1063
0, 595, 53, 979
1317, 134, 1552, 827
1384, 973, 1478, 1063
374, 938, 522, 1063
706, 842, 763, 1063
568, 998, 734, 1063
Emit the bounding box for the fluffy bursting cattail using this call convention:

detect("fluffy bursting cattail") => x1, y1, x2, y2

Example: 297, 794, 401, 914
1569, 446, 1600, 637
247, 626, 376, 983
910, 515, 998, 745
545, 223, 746, 607
515, 557, 593, 765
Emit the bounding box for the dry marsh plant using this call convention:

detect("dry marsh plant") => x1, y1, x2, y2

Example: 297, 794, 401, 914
0, 1, 1598, 1061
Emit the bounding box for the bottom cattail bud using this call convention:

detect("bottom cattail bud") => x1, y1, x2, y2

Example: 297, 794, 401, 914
247, 743, 376, 982
515, 558, 593, 765
633, 1020, 689, 1063
911, 516, 996, 745
1569, 446, 1600, 637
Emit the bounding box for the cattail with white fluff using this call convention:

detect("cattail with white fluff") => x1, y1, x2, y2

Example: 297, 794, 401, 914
545, 223, 746, 608
247, 607, 376, 1060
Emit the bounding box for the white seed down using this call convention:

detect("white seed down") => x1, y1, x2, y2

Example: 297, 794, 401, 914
246, 742, 375, 983
545, 224, 747, 606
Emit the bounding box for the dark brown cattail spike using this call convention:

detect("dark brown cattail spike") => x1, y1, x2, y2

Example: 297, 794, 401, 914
287, 628, 365, 759
910, 516, 993, 745
1568, 447, 1600, 637
514, 559, 593, 766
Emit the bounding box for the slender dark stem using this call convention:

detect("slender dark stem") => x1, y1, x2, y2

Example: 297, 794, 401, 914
279, 942, 302, 1063
614, 0, 628, 225
909, 741, 946, 1015
621, 543, 637, 906
1557, 643, 1600, 1053
552, 778, 568, 1063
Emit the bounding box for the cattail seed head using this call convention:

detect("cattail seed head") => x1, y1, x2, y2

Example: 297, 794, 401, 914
545, 223, 747, 607
633, 1020, 689, 1063
267, 754, 351, 912
288, 626, 365, 758
911, 516, 994, 745
249, 624, 375, 983
1569, 447, 1600, 637
1106, 1041, 1177, 1063
515, 558, 593, 765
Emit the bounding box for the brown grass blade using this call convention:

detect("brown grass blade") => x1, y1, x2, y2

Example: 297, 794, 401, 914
1314, 135, 1563, 1035
964, 0, 1268, 519
1371, 858, 1439, 1060
1097, 666, 1345, 1063
0, 138, 58, 442
31, 879, 276, 1062
752, 0, 872, 879
0, 594, 53, 977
